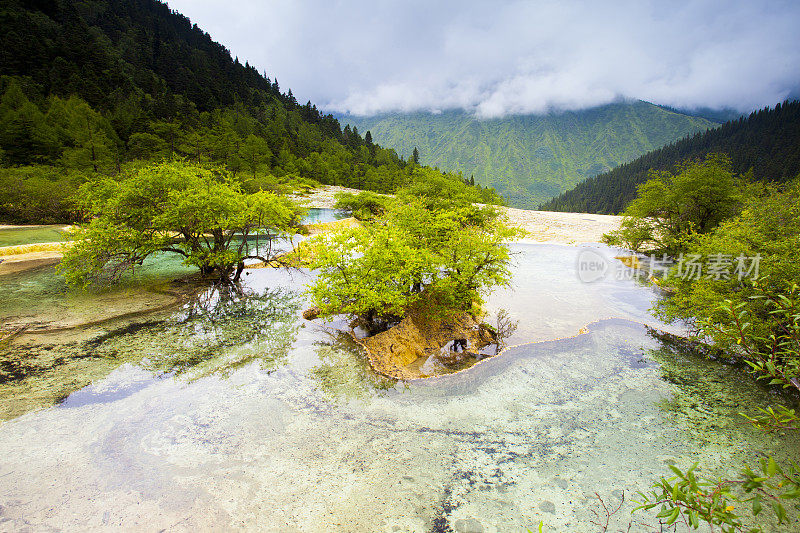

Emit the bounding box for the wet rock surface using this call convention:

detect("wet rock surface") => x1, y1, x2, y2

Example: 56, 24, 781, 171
357, 307, 497, 380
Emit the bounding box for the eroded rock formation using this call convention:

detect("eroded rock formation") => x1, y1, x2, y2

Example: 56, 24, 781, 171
356, 308, 496, 380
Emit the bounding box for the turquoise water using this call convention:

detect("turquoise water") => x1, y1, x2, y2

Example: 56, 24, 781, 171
0, 234, 798, 531
0, 225, 68, 247
0, 252, 195, 331
304, 207, 348, 224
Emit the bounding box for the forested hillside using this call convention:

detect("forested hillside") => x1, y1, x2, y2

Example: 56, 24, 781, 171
541, 100, 800, 213
343, 102, 716, 209
0, 0, 498, 223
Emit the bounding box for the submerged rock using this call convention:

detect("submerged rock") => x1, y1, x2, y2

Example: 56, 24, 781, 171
454, 518, 484, 533
538, 500, 556, 514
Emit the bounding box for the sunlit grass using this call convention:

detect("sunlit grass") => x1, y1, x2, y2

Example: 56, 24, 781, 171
0, 242, 70, 256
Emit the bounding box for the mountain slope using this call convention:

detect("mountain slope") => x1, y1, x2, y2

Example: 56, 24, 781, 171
0, 0, 500, 222
343, 102, 717, 209
540, 100, 800, 214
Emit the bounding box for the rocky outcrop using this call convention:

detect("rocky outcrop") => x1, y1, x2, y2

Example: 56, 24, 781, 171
356, 308, 496, 380
302, 307, 321, 320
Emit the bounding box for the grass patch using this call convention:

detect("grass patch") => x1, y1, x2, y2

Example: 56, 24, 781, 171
0, 242, 70, 256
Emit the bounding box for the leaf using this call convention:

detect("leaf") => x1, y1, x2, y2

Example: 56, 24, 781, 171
766, 457, 778, 477
781, 486, 800, 499
666, 507, 681, 525
689, 510, 700, 528
772, 501, 787, 523
752, 498, 762, 515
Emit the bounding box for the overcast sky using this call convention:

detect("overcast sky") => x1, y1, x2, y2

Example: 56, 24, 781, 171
166, 0, 800, 117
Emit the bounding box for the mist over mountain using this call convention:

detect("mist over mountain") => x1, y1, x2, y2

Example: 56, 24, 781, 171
344, 101, 716, 208
167, 0, 800, 118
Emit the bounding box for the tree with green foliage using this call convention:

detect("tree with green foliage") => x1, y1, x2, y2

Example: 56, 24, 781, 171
399, 166, 503, 208
657, 178, 800, 353
0, 80, 59, 165
52, 96, 120, 172
333, 191, 390, 220
307, 191, 521, 333
0, 165, 87, 223
604, 154, 742, 255
60, 161, 305, 287
412, 146, 420, 165
238, 134, 273, 179
127, 132, 169, 161
633, 178, 800, 531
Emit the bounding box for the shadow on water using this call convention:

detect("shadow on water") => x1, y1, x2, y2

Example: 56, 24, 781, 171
85, 284, 302, 379
645, 327, 800, 451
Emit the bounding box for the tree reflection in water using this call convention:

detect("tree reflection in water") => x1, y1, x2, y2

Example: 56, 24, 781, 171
309, 329, 397, 402
90, 284, 303, 379
1, 283, 302, 419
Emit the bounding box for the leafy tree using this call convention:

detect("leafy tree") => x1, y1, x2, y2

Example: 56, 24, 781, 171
60, 161, 305, 287
0, 81, 59, 165
657, 178, 800, 353
399, 166, 487, 208
604, 154, 742, 255
412, 146, 420, 165
307, 197, 521, 332
150, 120, 182, 159
127, 132, 169, 160
333, 191, 390, 220
635, 179, 800, 531
238, 134, 272, 179
52, 96, 119, 172
0, 165, 87, 223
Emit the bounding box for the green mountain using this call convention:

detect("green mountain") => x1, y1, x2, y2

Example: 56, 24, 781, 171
541, 100, 800, 214
0, 0, 497, 223
343, 102, 718, 209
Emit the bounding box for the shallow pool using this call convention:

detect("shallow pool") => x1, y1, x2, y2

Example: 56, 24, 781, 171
303, 207, 349, 224
0, 243, 797, 531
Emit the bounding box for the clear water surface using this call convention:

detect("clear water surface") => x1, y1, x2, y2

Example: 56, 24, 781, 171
0, 220, 797, 532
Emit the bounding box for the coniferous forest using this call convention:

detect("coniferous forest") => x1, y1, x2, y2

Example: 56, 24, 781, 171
0, 0, 499, 223
540, 99, 800, 213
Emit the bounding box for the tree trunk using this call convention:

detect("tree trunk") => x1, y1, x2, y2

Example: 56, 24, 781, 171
233, 261, 245, 283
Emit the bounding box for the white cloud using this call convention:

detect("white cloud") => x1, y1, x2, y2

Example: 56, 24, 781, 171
167, 0, 800, 116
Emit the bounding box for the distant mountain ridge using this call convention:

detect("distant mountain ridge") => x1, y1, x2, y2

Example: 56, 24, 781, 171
343, 101, 717, 208
540, 99, 800, 214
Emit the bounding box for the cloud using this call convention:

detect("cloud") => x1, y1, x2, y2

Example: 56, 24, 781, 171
166, 0, 800, 116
